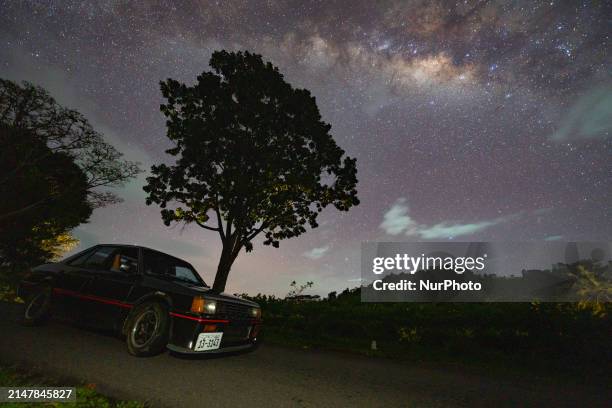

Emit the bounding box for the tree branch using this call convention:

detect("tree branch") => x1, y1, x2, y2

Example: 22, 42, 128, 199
225, 216, 233, 240
230, 234, 243, 259
213, 197, 226, 242
246, 221, 268, 241
195, 219, 221, 232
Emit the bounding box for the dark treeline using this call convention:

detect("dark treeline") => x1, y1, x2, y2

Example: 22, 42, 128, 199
0, 79, 140, 287
241, 285, 611, 382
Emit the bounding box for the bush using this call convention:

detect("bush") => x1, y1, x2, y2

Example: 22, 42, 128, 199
248, 292, 611, 378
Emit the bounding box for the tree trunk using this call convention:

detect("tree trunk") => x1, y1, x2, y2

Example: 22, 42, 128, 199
211, 235, 241, 293
212, 259, 232, 293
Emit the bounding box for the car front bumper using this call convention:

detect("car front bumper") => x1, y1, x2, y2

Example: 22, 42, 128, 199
167, 312, 261, 354
167, 342, 257, 355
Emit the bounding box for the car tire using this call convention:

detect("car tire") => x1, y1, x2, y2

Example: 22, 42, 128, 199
125, 301, 170, 357
21, 286, 52, 326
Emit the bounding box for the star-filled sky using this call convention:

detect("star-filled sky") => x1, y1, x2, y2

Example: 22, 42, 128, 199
1, 1, 610, 296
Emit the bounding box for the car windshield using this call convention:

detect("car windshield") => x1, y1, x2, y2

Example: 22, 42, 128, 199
143, 249, 206, 286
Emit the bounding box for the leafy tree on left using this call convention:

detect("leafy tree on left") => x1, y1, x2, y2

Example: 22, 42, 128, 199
0, 125, 91, 285
0, 79, 141, 210
0, 79, 140, 286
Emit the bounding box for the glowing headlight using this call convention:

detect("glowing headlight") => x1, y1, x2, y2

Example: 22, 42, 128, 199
250, 307, 261, 319
191, 296, 217, 314
204, 301, 217, 314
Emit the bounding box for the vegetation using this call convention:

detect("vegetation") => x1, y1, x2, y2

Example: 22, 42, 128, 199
286, 280, 314, 298
0, 60, 607, 389
144, 50, 359, 292
0, 79, 141, 209
0, 125, 91, 286
574, 265, 612, 304
0, 79, 140, 287
243, 287, 611, 382
0, 364, 143, 408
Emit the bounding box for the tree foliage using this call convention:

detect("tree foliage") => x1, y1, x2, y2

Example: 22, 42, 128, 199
0, 79, 140, 284
0, 125, 91, 284
144, 50, 359, 292
0, 78, 141, 209
286, 280, 314, 298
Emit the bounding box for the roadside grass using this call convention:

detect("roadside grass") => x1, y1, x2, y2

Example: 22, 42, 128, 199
0, 364, 144, 408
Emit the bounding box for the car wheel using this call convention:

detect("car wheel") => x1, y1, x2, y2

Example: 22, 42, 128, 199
21, 286, 52, 326
125, 301, 170, 357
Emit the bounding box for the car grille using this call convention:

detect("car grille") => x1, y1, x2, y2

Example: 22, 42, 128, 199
218, 302, 251, 320
223, 325, 251, 342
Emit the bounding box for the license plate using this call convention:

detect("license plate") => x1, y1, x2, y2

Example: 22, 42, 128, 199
194, 332, 223, 351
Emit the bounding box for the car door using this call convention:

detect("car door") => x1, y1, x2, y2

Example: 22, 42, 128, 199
53, 247, 99, 320
80, 246, 140, 329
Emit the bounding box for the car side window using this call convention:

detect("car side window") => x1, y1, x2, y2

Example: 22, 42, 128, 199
81, 246, 119, 270
72, 246, 139, 273
143, 250, 170, 275
109, 247, 139, 274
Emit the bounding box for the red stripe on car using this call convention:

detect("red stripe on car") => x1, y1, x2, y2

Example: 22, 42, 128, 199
53, 287, 133, 309
169, 312, 229, 324
53, 288, 231, 323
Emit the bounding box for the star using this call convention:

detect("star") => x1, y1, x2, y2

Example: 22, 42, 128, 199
0, 0, 610, 296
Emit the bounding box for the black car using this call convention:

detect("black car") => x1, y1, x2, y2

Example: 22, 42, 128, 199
17, 244, 262, 357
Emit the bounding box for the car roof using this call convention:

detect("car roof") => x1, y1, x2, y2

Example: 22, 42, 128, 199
62, 244, 208, 287
68, 244, 191, 265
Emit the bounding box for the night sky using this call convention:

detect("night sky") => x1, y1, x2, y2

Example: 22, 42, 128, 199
1, 1, 610, 296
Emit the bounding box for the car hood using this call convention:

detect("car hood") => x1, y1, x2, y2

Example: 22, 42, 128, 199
161, 279, 259, 307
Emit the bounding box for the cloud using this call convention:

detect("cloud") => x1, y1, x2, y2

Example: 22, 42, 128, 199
551, 85, 612, 141
303, 246, 330, 260
416, 219, 505, 239
544, 235, 563, 241
379, 198, 417, 235
380, 198, 513, 239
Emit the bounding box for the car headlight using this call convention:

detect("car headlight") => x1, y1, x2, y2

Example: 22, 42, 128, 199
191, 296, 217, 314
250, 307, 261, 319
204, 300, 217, 314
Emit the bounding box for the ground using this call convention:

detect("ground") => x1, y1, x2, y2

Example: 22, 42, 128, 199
0, 303, 609, 408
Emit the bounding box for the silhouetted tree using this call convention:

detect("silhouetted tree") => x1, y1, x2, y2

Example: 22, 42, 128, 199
0, 79, 139, 284
286, 280, 314, 298
144, 51, 359, 292
0, 125, 92, 285
0, 79, 141, 213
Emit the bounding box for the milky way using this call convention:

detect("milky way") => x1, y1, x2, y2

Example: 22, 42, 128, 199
1, 1, 610, 295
